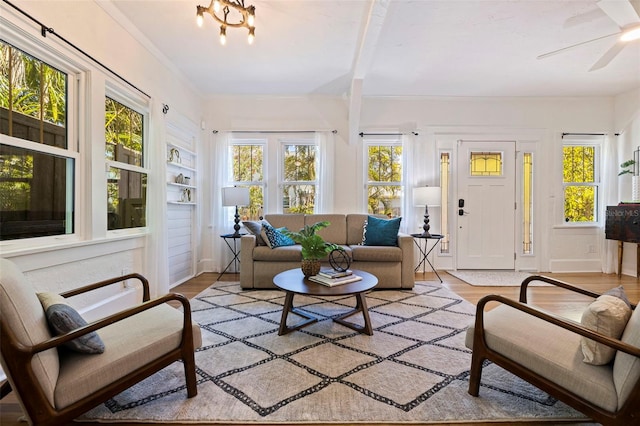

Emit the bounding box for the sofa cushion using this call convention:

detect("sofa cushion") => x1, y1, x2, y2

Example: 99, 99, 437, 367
264, 214, 305, 232
580, 293, 631, 365
253, 245, 303, 261
37, 292, 105, 354
261, 223, 295, 248
466, 304, 618, 412
346, 214, 370, 245
363, 215, 401, 246
243, 220, 267, 245
351, 245, 403, 262
305, 214, 347, 244
613, 305, 640, 409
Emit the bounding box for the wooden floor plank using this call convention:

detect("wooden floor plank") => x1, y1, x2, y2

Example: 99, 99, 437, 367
2, 270, 636, 426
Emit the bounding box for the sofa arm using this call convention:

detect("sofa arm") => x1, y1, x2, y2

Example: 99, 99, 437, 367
397, 233, 415, 288
240, 234, 256, 288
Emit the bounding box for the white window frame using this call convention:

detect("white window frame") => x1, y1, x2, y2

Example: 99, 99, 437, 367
228, 138, 266, 219
104, 83, 150, 235
0, 33, 83, 250
363, 137, 404, 218
561, 134, 602, 226
279, 138, 319, 214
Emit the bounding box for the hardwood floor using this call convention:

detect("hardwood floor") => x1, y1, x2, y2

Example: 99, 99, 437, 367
2, 270, 637, 426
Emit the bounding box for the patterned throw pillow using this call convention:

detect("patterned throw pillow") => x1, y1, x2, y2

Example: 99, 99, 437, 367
362, 215, 402, 246
261, 222, 295, 248
37, 292, 105, 354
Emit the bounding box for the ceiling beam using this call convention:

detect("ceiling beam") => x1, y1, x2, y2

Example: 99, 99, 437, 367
348, 0, 391, 144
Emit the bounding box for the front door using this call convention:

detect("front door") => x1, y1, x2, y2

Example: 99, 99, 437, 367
456, 140, 515, 269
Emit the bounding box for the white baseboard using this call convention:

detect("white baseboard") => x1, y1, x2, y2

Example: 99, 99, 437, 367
548, 259, 602, 273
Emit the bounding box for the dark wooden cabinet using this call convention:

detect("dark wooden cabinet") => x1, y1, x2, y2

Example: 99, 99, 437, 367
605, 205, 640, 277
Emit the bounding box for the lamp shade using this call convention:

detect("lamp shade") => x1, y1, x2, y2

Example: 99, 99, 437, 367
413, 186, 441, 207
222, 186, 250, 207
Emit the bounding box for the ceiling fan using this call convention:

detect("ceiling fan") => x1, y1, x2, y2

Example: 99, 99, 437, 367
537, 0, 640, 71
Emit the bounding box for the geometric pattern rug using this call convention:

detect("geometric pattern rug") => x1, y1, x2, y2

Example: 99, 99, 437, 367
80, 281, 587, 423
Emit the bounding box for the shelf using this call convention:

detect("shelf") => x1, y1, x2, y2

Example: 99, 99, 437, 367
167, 161, 196, 172
167, 182, 196, 189
167, 142, 196, 157
168, 201, 196, 205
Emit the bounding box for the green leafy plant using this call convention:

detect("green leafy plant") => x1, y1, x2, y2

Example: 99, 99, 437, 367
283, 221, 338, 260
619, 159, 636, 176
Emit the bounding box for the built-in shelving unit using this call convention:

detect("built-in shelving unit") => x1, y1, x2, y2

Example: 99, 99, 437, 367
165, 124, 198, 288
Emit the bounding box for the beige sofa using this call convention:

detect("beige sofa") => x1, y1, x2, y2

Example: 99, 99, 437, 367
239, 213, 414, 289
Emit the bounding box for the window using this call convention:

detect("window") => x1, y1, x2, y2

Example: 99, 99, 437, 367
439, 152, 450, 253
282, 142, 317, 214
105, 95, 147, 230
229, 141, 264, 220
0, 40, 74, 240
366, 141, 403, 217
562, 141, 599, 223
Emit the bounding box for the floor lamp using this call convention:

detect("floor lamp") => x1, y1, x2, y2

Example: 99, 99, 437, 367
413, 186, 441, 237
222, 186, 250, 236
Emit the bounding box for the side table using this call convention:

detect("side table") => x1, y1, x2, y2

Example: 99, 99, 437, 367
217, 233, 246, 281
411, 233, 443, 282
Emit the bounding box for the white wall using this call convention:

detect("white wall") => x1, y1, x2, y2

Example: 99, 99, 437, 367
204, 94, 625, 273
1, 1, 204, 312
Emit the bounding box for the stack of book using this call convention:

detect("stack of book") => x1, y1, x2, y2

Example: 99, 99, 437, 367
309, 268, 362, 287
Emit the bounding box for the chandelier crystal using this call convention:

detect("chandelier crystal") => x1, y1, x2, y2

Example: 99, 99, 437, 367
196, 0, 256, 45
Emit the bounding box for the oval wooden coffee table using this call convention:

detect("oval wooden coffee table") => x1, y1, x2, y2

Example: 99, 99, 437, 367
273, 268, 378, 336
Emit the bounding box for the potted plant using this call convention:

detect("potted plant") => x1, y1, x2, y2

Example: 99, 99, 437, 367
283, 221, 338, 277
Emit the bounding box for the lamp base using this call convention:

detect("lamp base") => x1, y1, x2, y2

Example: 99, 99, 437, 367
420, 205, 431, 237
232, 206, 242, 236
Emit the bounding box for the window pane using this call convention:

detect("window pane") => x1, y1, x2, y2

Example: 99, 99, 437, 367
283, 144, 316, 182
283, 184, 315, 214
563, 146, 595, 183
105, 97, 143, 166
0, 41, 67, 147
470, 152, 502, 176
564, 185, 595, 222
368, 145, 402, 182
232, 145, 263, 182
0, 144, 73, 240
439, 152, 450, 253
238, 185, 264, 220
368, 185, 401, 217
107, 167, 146, 230
523, 153, 533, 253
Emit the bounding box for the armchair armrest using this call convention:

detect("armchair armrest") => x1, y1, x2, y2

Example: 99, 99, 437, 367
20, 292, 193, 356
475, 294, 640, 358
60, 273, 150, 302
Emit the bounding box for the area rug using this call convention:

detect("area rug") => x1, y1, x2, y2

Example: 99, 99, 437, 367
446, 270, 548, 287
80, 281, 586, 423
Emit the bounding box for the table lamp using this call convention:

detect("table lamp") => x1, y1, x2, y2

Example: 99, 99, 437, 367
222, 186, 250, 236
413, 186, 441, 237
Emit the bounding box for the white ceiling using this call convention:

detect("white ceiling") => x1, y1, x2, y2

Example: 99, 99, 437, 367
106, 0, 640, 98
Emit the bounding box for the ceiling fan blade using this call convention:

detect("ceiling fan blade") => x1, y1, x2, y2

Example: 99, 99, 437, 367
563, 8, 608, 29
537, 32, 620, 60
597, 0, 640, 28
589, 40, 626, 71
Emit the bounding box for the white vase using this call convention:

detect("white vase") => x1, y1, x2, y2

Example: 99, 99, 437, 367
633, 176, 640, 201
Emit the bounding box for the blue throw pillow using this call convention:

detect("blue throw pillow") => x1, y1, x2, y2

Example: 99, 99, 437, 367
363, 215, 402, 246
261, 222, 295, 248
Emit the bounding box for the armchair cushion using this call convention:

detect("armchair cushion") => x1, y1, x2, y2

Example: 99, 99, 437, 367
580, 293, 632, 365
37, 292, 105, 354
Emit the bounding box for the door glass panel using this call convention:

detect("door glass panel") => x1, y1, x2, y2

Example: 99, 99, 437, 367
523, 152, 533, 254
470, 152, 502, 176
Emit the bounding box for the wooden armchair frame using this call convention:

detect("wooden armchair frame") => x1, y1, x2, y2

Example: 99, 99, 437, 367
468, 275, 640, 426
0, 273, 198, 426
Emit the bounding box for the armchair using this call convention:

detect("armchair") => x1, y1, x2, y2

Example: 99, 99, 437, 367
465, 275, 640, 426
0, 258, 201, 426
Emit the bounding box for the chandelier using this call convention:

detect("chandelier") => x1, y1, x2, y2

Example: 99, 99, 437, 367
196, 0, 256, 45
